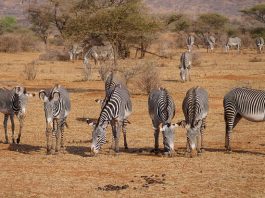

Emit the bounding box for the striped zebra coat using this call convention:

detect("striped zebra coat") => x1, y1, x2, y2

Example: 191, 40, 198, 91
0, 86, 34, 144
39, 85, 71, 154
181, 87, 208, 157
224, 87, 265, 151
148, 88, 178, 155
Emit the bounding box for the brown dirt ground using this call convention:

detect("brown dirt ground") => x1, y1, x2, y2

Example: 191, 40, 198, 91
0, 47, 264, 198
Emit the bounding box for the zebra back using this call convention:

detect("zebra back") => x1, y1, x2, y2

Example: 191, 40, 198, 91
148, 88, 175, 125
182, 87, 208, 127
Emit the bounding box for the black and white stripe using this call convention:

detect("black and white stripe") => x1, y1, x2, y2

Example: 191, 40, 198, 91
182, 87, 208, 156
224, 87, 265, 151
205, 35, 215, 53
91, 84, 132, 154
148, 88, 177, 154
187, 35, 195, 52
179, 51, 192, 82
225, 37, 241, 53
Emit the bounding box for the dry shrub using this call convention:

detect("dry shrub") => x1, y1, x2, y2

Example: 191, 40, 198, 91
158, 41, 176, 58
0, 33, 40, 52
249, 57, 263, 62
98, 64, 113, 81
241, 34, 255, 49
116, 64, 143, 85
39, 50, 69, 61
136, 62, 160, 94
24, 60, 38, 80
0, 34, 21, 52
175, 33, 187, 49
191, 52, 201, 67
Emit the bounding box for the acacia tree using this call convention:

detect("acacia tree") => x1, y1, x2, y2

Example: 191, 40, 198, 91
241, 4, 265, 24
64, 0, 160, 65
28, 6, 51, 46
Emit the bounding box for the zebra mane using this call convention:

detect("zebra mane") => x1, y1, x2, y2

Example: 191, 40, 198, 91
159, 87, 170, 122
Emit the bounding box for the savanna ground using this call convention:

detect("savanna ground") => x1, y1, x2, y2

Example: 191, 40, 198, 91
0, 44, 264, 198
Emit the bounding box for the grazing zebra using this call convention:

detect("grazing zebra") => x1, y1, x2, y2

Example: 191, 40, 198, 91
148, 88, 179, 155
225, 37, 241, 53
39, 85, 71, 154
205, 35, 216, 53
256, 37, 264, 54
180, 87, 208, 157
69, 43, 83, 62
88, 84, 132, 154
179, 51, 192, 82
223, 87, 265, 152
186, 35, 195, 52
0, 86, 35, 144
83, 45, 114, 66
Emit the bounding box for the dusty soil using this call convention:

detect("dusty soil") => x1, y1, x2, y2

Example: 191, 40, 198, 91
0, 48, 264, 198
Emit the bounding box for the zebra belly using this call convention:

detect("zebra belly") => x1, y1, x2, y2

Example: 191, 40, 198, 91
241, 113, 265, 122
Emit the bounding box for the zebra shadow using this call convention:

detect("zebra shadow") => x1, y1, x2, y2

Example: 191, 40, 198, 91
8, 143, 42, 154
204, 147, 265, 156
66, 146, 92, 157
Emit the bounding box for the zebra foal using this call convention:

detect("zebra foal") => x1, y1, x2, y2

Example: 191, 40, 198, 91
0, 86, 35, 143
88, 84, 132, 155
179, 87, 208, 157
39, 85, 71, 154
148, 88, 180, 155
224, 87, 265, 152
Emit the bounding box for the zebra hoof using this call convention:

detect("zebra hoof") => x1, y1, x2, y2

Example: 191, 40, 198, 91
46, 150, 52, 155
225, 150, 232, 154
4, 140, 9, 144
124, 146, 129, 150
16, 138, 20, 144
150, 148, 159, 154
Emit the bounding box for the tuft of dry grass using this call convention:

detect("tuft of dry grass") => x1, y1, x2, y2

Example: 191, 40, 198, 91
24, 60, 38, 80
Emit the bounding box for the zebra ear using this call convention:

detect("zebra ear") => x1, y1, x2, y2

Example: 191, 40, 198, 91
177, 120, 186, 128
171, 123, 180, 129
52, 91, 60, 101
95, 99, 103, 105
39, 90, 47, 102
87, 119, 96, 127
185, 124, 191, 130
14, 86, 23, 96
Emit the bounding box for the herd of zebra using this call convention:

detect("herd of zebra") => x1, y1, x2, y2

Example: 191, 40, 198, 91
1, 70, 265, 157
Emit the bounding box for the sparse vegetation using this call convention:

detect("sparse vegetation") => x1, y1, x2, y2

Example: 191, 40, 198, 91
24, 60, 38, 80
136, 61, 160, 94
39, 50, 69, 61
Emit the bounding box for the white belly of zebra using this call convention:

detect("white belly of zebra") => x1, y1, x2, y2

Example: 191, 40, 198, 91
242, 113, 265, 122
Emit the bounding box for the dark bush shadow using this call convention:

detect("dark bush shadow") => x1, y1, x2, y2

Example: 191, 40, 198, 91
8, 143, 42, 154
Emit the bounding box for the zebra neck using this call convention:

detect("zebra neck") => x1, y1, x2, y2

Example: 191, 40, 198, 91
11, 94, 20, 113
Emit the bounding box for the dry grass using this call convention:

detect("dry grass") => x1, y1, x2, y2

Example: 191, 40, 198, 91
24, 60, 38, 80
0, 47, 264, 197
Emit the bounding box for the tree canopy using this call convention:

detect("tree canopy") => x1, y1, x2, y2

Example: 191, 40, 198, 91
241, 4, 265, 24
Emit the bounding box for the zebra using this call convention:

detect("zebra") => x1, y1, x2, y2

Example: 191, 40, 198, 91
88, 84, 132, 154
148, 87, 179, 155
205, 35, 216, 53
256, 37, 264, 54
180, 87, 208, 157
225, 37, 241, 53
39, 84, 71, 154
223, 87, 265, 152
186, 35, 195, 52
0, 86, 35, 144
69, 43, 83, 62
83, 45, 114, 66
179, 51, 192, 82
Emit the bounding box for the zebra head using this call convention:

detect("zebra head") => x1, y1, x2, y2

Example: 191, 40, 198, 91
160, 123, 180, 155
39, 87, 61, 128
12, 86, 35, 120
87, 119, 107, 155
184, 120, 202, 154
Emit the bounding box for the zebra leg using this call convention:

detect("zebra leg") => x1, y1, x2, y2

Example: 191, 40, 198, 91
199, 118, 207, 153
152, 121, 160, 153
122, 121, 128, 150
10, 114, 15, 144
51, 120, 57, 155
46, 125, 52, 154
17, 117, 24, 144
111, 120, 116, 150
55, 119, 61, 153
114, 121, 121, 153
3, 114, 9, 144
60, 119, 65, 153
